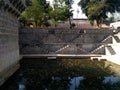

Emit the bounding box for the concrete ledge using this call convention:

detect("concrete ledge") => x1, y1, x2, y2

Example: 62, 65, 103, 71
21, 54, 102, 59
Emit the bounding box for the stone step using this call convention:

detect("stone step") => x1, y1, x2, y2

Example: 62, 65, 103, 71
106, 46, 116, 55
113, 36, 120, 43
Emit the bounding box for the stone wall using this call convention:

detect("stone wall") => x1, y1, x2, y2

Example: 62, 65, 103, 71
0, 0, 27, 86
19, 28, 115, 54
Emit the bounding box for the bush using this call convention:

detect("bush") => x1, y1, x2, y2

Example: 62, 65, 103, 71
70, 23, 76, 29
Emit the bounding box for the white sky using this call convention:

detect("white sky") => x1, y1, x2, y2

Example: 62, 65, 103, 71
46, 0, 87, 19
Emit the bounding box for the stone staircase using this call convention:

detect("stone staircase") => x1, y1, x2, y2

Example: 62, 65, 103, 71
91, 45, 105, 54
91, 35, 113, 54
55, 44, 90, 54
55, 45, 70, 53
91, 32, 120, 65
106, 46, 116, 55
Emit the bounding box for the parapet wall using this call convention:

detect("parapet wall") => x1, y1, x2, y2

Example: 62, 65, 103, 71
19, 28, 115, 54
0, 0, 27, 86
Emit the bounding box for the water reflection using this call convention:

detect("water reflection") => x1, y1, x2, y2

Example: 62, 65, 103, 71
70, 77, 84, 90
0, 58, 120, 90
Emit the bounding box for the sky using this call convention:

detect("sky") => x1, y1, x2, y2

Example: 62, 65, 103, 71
46, 0, 87, 19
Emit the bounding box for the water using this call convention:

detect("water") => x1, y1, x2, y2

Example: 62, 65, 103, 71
0, 58, 120, 90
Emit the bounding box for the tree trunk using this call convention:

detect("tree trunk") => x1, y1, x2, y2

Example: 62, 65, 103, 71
68, 17, 72, 28
96, 18, 102, 29
35, 20, 38, 27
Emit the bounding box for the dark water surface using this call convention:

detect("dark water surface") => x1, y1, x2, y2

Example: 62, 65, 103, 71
0, 58, 120, 90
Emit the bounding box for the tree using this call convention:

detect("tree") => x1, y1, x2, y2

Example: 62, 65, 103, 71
38, 0, 50, 13
78, 0, 120, 28
65, 0, 74, 28
21, 0, 74, 28
49, 0, 74, 28
21, 0, 52, 27
49, 0, 67, 27
21, 0, 43, 26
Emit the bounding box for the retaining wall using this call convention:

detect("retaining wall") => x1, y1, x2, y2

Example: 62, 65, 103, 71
0, 0, 27, 85
19, 28, 115, 54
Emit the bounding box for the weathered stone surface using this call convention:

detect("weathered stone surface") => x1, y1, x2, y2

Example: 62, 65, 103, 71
19, 28, 115, 54
0, 12, 19, 86
0, 0, 27, 86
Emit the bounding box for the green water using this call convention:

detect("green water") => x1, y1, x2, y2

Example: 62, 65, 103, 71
0, 58, 120, 90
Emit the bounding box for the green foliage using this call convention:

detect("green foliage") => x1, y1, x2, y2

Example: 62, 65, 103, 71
21, 0, 52, 27
78, 0, 120, 28
108, 16, 115, 22
65, 0, 74, 28
21, 0, 74, 27
70, 23, 76, 28
49, 0, 74, 27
